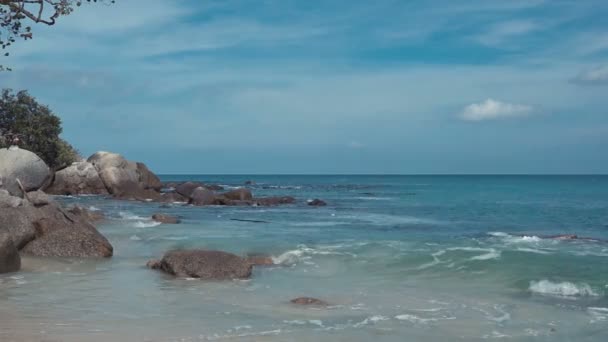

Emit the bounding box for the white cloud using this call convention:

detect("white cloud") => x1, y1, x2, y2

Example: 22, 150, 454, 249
460, 99, 533, 121
571, 65, 608, 85
475, 20, 541, 47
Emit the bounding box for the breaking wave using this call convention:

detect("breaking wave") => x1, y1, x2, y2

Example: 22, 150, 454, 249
529, 280, 600, 298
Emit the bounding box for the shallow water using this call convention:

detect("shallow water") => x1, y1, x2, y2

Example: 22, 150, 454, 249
1, 175, 608, 341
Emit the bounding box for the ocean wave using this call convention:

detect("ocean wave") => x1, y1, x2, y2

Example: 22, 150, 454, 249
118, 211, 148, 221
272, 245, 356, 265
447, 247, 501, 261
588, 307, 608, 323
529, 280, 600, 298
352, 315, 390, 328
488, 232, 542, 244
133, 221, 162, 228
354, 197, 394, 201
394, 314, 437, 324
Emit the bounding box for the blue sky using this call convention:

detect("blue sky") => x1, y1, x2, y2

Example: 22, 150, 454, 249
1, 0, 607, 174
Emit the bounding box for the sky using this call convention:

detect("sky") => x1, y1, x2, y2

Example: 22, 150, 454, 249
1, 0, 607, 174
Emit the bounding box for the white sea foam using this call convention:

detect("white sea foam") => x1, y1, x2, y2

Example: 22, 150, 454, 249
352, 315, 389, 328
588, 307, 608, 323
88, 206, 101, 211
355, 197, 394, 201
395, 314, 437, 324
272, 245, 355, 265
489, 232, 542, 244
129, 235, 142, 241
118, 211, 148, 221
516, 247, 551, 255
447, 247, 501, 261
529, 280, 599, 297
133, 221, 162, 228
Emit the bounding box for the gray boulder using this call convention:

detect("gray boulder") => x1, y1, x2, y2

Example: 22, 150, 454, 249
150, 250, 252, 280
87, 151, 161, 198
175, 181, 205, 198
0, 192, 113, 257
46, 161, 109, 195
0, 231, 20, 274
222, 188, 253, 201
189, 187, 216, 206
0, 147, 51, 196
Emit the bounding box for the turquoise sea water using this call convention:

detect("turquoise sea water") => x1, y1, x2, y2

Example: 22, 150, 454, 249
1, 175, 608, 341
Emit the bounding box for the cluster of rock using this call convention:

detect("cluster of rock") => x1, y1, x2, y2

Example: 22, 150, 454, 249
47, 151, 162, 200
163, 181, 296, 207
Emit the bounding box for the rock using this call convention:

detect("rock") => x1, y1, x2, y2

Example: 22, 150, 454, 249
290, 297, 328, 306
222, 188, 253, 201
0, 194, 113, 258
21, 218, 113, 258
549, 234, 578, 240
247, 255, 274, 266
189, 187, 216, 206
159, 192, 189, 203
175, 182, 204, 198
87, 151, 161, 199
67, 206, 105, 223
26, 190, 51, 207
46, 161, 109, 195
307, 199, 327, 206
0, 189, 24, 208
152, 250, 252, 280
244, 180, 255, 185
0, 147, 51, 196
146, 259, 161, 269
255, 196, 296, 206
152, 214, 181, 224
136, 162, 162, 191
205, 184, 225, 191
0, 231, 20, 274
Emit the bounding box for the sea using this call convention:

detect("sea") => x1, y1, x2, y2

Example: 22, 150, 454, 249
1, 175, 607, 341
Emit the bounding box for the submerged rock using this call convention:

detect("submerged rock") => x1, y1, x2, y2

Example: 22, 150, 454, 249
247, 255, 275, 266
290, 297, 328, 306
67, 206, 105, 223
150, 250, 252, 280
0, 147, 51, 196
0, 231, 20, 274
152, 213, 181, 224
307, 199, 327, 206
46, 161, 109, 195
255, 196, 296, 206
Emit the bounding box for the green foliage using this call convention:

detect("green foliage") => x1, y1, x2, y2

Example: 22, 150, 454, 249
0, 88, 80, 169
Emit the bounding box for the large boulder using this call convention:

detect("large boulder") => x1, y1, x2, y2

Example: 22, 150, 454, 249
189, 187, 216, 206
46, 161, 109, 195
0, 147, 51, 196
175, 181, 205, 198
221, 188, 253, 201
0, 231, 20, 274
160, 192, 189, 203
0, 192, 113, 257
150, 250, 252, 280
87, 151, 161, 198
